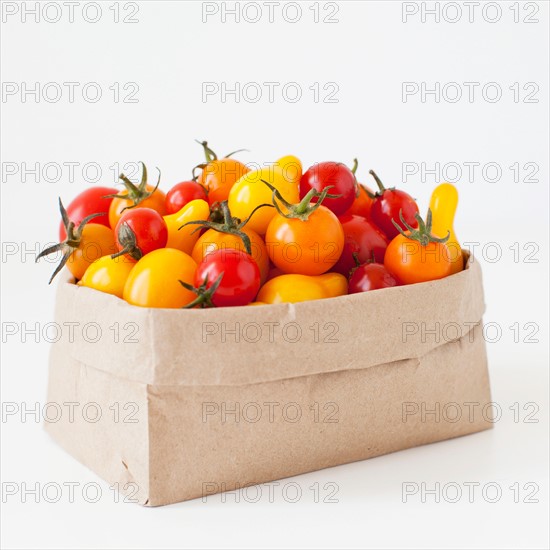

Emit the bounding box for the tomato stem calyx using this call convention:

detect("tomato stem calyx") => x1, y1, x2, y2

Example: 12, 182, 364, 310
367, 169, 395, 199
195, 140, 218, 163
179, 200, 272, 255
195, 140, 248, 164
261, 179, 340, 221
36, 198, 106, 284
180, 273, 224, 309
393, 208, 450, 246
351, 158, 361, 198
103, 162, 161, 213
111, 222, 143, 261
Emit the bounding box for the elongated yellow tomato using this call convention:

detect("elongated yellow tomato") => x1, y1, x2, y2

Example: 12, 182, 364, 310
123, 248, 197, 308
275, 155, 302, 184
228, 165, 299, 235
429, 183, 463, 274
78, 255, 135, 298
164, 199, 210, 254
257, 273, 348, 304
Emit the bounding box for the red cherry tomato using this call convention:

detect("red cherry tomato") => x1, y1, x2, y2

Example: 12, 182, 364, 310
59, 186, 117, 240
165, 181, 208, 214
332, 214, 389, 277
114, 208, 168, 261
300, 162, 356, 216
194, 248, 261, 307
368, 170, 419, 240
349, 263, 399, 293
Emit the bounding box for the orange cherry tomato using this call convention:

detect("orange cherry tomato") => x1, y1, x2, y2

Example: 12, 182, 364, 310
109, 185, 166, 229
346, 184, 374, 219
108, 163, 166, 229
195, 141, 250, 205
383, 210, 452, 284
66, 224, 117, 280
266, 200, 344, 276
199, 158, 249, 205
37, 199, 117, 283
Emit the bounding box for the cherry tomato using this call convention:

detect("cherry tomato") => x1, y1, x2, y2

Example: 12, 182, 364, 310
66, 224, 117, 281
59, 186, 117, 240
195, 141, 250, 205
348, 263, 399, 293
78, 255, 136, 298
384, 210, 452, 284
190, 248, 261, 307
165, 180, 208, 214
108, 163, 166, 229
265, 187, 344, 276
192, 227, 269, 284
345, 184, 374, 219
300, 161, 356, 216
164, 199, 210, 254
275, 155, 302, 183
114, 208, 168, 261
332, 214, 388, 277
228, 164, 299, 235
368, 170, 419, 240
257, 273, 348, 304
38, 199, 117, 283
123, 248, 197, 308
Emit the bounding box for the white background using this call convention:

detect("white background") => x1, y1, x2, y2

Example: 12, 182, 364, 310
1, 1, 549, 548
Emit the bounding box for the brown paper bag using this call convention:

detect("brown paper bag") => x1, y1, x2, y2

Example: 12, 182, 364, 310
45, 253, 491, 506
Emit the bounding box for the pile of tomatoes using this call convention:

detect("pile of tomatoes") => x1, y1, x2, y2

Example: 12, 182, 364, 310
38, 141, 462, 308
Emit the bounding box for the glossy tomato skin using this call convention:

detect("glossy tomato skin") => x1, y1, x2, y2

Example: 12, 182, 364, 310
78, 255, 135, 298
300, 162, 356, 216
123, 248, 197, 308
192, 228, 269, 284
59, 186, 117, 240
198, 158, 249, 205
67, 224, 117, 280
348, 263, 399, 294
196, 248, 260, 307
228, 165, 299, 235
114, 208, 168, 260
257, 272, 348, 304
165, 181, 208, 214
332, 214, 389, 277
371, 189, 419, 240
108, 185, 166, 230
384, 235, 452, 284
345, 185, 374, 219
265, 206, 345, 276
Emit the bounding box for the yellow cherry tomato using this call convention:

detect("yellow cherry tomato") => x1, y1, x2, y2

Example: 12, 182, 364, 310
191, 228, 270, 284
275, 155, 302, 183
78, 255, 135, 298
228, 164, 299, 235
257, 273, 348, 304
164, 199, 210, 254
123, 248, 197, 308
429, 183, 463, 274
